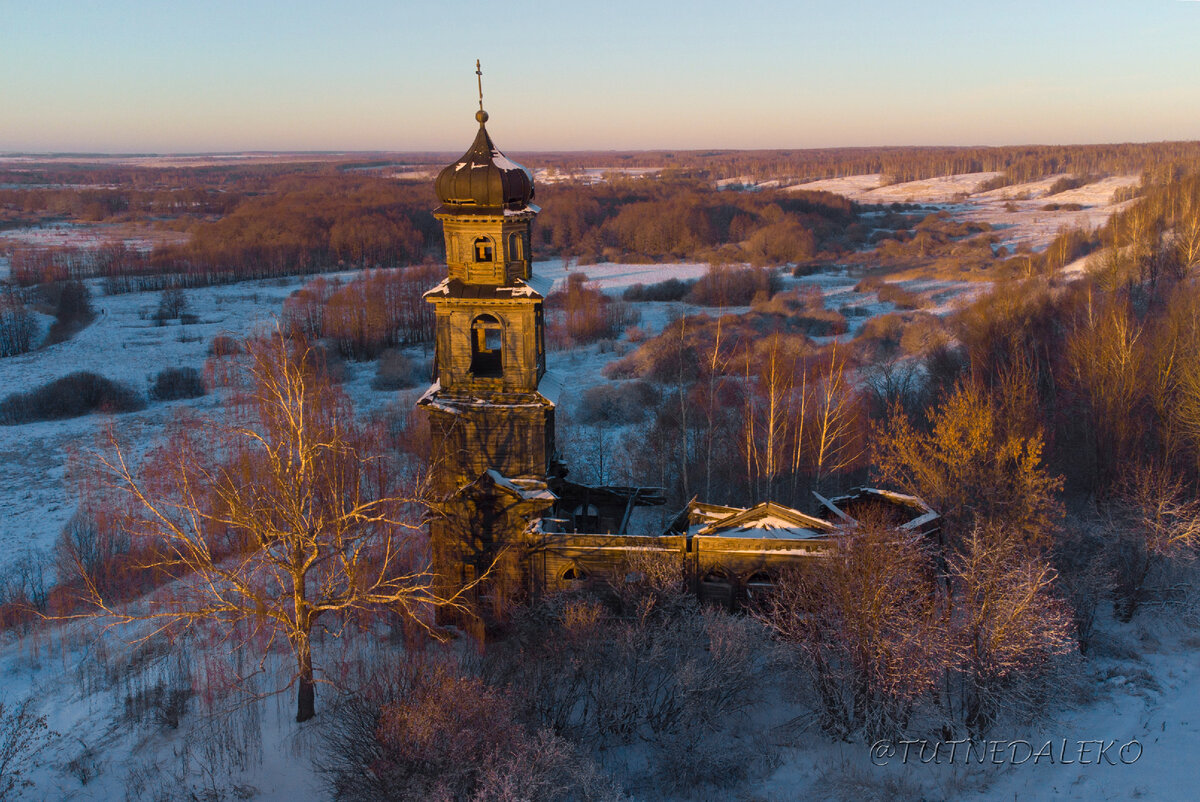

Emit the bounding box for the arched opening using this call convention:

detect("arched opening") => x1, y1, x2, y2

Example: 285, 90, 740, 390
700, 567, 735, 608
470, 314, 503, 377
560, 564, 588, 584
474, 236, 494, 262
744, 571, 775, 603
507, 231, 523, 261
572, 503, 601, 533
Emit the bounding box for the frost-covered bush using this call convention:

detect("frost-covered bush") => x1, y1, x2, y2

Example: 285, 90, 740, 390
0, 696, 57, 798
0, 371, 144, 424
577, 380, 659, 425
318, 659, 620, 802
622, 277, 694, 303
149, 367, 206, 401
371, 349, 422, 391
0, 291, 36, 357
484, 578, 777, 792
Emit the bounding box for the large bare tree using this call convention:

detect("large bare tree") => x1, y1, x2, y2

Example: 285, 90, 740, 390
78, 331, 472, 721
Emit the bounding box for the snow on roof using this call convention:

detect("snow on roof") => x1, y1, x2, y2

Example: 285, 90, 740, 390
538, 370, 564, 405
524, 271, 554, 297
695, 501, 838, 540
491, 151, 533, 181
484, 469, 557, 502
417, 379, 441, 405
853, 487, 934, 513
422, 277, 452, 298
507, 279, 541, 298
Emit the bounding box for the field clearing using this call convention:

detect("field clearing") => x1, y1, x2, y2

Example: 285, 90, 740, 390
792, 171, 1140, 255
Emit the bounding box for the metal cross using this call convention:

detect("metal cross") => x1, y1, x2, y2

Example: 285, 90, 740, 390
476, 59, 484, 112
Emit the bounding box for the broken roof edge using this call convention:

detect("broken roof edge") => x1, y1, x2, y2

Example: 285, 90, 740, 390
695, 500, 840, 538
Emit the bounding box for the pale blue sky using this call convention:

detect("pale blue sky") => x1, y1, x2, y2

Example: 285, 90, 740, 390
2, 0, 1199, 153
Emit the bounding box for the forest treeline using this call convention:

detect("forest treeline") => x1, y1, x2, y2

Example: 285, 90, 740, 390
3, 175, 862, 289
7, 139, 1199, 289
533, 180, 854, 265
523, 140, 1200, 186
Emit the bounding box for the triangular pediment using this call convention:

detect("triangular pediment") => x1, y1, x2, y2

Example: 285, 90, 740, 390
697, 501, 838, 539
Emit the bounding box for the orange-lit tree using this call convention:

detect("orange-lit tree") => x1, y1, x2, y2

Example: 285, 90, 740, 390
78, 331, 472, 722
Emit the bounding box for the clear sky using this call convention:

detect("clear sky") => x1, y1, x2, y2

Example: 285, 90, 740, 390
3, 0, 1200, 153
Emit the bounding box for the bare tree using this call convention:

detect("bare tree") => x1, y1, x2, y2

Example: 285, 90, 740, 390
0, 289, 37, 358
756, 521, 947, 740
75, 331, 475, 722
810, 345, 864, 492
946, 528, 1076, 735
0, 696, 56, 798
872, 379, 1062, 544
1109, 464, 1200, 620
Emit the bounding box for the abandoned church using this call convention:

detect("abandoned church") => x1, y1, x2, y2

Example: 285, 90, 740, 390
419, 86, 938, 619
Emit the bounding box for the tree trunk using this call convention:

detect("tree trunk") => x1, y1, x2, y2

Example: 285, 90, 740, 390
297, 637, 316, 722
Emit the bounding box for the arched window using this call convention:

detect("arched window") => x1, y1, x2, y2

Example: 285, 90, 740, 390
744, 571, 775, 602
507, 231, 523, 261
470, 314, 503, 377
561, 564, 587, 582
572, 503, 601, 533
701, 567, 731, 586
474, 236, 494, 262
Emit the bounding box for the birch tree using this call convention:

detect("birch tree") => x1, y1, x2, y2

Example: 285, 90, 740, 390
77, 331, 473, 722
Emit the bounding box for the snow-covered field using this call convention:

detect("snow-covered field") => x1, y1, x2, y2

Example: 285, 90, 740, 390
791, 172, 1140, 254
0, 258, 979, 579
0, 220, 186, 252
0, 274, 355, 572
5, 216, 1192, 799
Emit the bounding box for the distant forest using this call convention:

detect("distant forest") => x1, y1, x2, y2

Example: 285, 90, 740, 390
3, 139, 1199, 289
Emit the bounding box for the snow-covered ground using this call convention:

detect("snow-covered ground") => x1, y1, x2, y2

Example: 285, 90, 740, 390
0, 257, 981, 578
4, 567, 1198, 799
0, 274, 363, 573
754, 611, 1200, 801
0, 220, 186, 252
790, 172, 1140, 254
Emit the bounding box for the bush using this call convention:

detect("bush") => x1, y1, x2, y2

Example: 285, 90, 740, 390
149, 367, 206, 401
622, 277, 694, 303
208, 334, 242, 356
154, 287, 188, 321
319, 660, 618, 802
577, 380, 659, 424
547, 273, 638, 348
876, 283, 927, 310
686, 266, 780, 307
371, 349, 422, 391
0, 696, 56, 798
44, 280, 95, 345
0, 372, 144, 424
0, 292, 37, 357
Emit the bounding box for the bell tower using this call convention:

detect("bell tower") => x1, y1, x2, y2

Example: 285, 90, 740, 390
420, 63, 556, 620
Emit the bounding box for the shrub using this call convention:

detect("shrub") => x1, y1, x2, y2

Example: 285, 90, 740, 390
0, 697, 57, 798
577, 380, 659, 424
155, 287, 188, 321
0, 372, 144, 424
547, 273, 638, 348
622, 277, 694, 302
372, 349, 422, 391
319, 660, 617, 802
208, 334, 242, 356
686, 266, 780, 307
0, 291, 37, 357
876, 283, 927, 310
149, 367, 206, 401
44, 280, 95, 344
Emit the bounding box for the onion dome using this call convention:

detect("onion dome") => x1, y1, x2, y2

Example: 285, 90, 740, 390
435, 110, 535, 212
